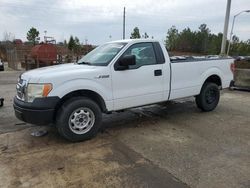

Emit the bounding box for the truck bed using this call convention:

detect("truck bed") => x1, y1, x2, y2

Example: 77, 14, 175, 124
169, 57, 234, 100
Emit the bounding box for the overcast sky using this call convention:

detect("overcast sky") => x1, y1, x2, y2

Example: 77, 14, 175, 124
0, 0, 249, 45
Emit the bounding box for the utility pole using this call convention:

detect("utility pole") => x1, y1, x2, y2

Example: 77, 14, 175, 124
123, 7, 126, 39
220, 0, 231, 56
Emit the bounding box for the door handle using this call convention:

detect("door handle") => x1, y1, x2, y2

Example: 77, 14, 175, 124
154, 69, 162, 76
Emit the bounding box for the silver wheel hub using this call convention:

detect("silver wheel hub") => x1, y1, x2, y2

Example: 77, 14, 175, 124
68, 107, 95, 134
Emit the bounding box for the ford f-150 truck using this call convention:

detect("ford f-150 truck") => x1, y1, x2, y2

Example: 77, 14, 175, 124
14, 39, 234, 141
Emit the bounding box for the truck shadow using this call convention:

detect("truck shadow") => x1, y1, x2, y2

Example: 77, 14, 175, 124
101, 99, 198, 133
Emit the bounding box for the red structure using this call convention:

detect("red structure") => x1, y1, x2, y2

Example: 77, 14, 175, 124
31, 43, 57, 67
13, 39, 23, 45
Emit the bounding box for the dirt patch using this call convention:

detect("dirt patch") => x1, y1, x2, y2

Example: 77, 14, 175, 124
0, 128, 188, 188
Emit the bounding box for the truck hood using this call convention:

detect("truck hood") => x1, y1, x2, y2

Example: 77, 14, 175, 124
21, 63, 105, 83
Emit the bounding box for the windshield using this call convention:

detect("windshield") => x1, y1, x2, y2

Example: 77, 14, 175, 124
77, 42, 127, 66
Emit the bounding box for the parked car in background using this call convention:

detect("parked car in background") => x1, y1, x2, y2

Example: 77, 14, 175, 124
234, 56, 250, 61
0, 59, 4, 71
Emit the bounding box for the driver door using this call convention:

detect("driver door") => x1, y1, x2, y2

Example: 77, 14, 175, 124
111, 42, 164, 110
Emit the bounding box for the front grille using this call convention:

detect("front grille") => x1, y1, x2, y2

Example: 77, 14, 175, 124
16, 79, 26, 101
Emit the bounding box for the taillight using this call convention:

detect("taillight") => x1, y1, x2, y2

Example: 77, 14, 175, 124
230, 63, 235, 73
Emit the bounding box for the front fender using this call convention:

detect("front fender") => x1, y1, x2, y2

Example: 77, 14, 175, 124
48, 78, 113, 110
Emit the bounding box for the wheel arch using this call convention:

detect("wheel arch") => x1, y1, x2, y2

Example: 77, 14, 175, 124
204, 74, 222, 87
55, 89, 108, 120
197, 74, 222, 96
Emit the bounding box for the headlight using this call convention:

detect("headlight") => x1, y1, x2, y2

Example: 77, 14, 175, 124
27, 83, 52, 102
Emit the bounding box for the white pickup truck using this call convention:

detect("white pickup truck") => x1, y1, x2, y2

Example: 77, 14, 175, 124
14, 39, 234, 141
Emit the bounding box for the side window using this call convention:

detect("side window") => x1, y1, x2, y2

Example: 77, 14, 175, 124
122, 43, 157, 69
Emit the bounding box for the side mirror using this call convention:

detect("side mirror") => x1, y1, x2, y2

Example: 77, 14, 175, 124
118, 55, 136, 69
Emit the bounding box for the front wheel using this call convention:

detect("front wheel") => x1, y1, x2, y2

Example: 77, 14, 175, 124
56, 97, 102, 142
195, 82, 220, 112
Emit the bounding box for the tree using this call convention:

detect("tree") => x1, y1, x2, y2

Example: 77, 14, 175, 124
27, 27, 39, 45
130, 27, 141, 39
74, 36, 81, 54
197, 24, 210, 53
232, 35, 239, 44
207, 33, 223, 54
144, 32, 149, 39
247, 39, 250, 45
165, 26, 179, 51
164, 24, 249, 55
68, 35, 81, 54
74, 37, 80, 46
68, 35, 75, 51
63, 39, 67, 47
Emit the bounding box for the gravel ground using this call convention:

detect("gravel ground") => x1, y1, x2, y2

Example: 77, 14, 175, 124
0, 71, 249, 188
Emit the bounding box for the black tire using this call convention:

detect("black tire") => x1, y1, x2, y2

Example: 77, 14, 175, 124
0, 98, 4, 107
56, 97, 102, 142
195, 82, 220, 112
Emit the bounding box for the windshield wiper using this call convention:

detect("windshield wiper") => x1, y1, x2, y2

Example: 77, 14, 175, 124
77, 61, 91, 65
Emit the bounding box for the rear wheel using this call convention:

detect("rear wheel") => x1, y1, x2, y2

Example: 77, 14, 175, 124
56, 97, 102, 142
195, 82, 220, 112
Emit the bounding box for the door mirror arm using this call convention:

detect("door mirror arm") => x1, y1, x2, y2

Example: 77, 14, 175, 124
116, 64, 129, 70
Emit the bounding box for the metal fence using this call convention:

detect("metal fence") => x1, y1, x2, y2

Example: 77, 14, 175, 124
0, 42, 94, 71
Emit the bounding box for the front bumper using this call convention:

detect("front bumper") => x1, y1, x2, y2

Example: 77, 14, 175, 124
13, 96, 60, 125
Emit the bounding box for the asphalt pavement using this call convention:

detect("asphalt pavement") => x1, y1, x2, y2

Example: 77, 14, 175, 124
0, 71, 249, 188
